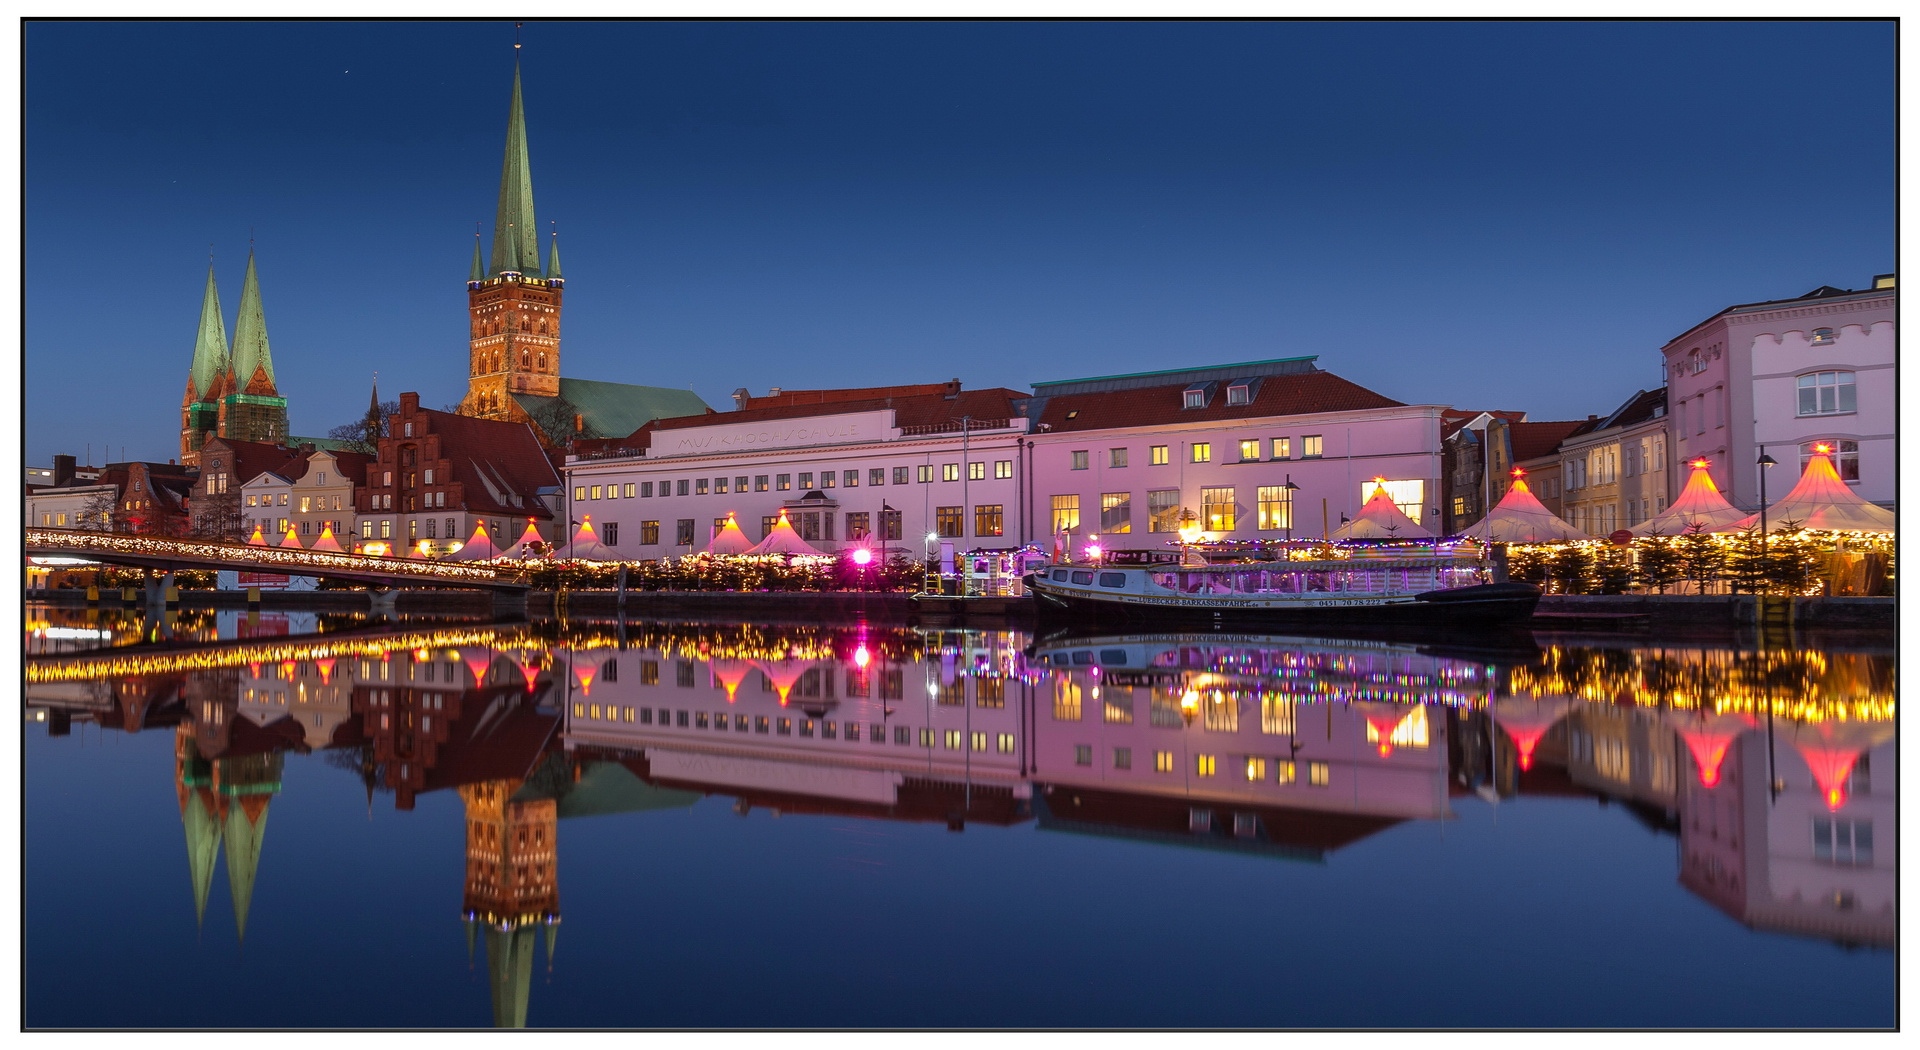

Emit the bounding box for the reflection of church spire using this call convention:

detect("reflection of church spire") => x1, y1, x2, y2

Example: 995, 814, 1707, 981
176, 728, 223, 929
486, 925, 542, 1028
223, 793, 271, 944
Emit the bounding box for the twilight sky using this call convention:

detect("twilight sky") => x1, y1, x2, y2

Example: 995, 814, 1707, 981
24, 19, 1894, 466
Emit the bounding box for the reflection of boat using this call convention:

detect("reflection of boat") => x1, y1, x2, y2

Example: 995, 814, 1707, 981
1030, 627, 1539, 672
1028, 557, 1539, 629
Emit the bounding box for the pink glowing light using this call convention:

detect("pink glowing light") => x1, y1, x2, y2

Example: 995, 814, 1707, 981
851, 547, 873, 566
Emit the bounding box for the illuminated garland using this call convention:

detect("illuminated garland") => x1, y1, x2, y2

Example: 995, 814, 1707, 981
25, 625, 528, 683
24, 528, 519, 585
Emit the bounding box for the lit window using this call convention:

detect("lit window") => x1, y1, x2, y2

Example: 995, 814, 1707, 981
942, 463, 960, 482
1196, 754, 1217, 777
1150, 445, 1169, 466
1308, 761, 1329, 787
1302, 435, 1323, 458
590, 485, 602, 500
1100, 492, 1131, 533
1147, 489, 1181, 533
1201, 487, 1235, 531
1270, 438, 1289, 460
1154, 750, 1174, 773
776, 474, 791, 491
1797, 372, 1856, 416
968, 462, 985, 481
997, 733, 1016, 754
1050, 494, 1080, 533
994, 460, 1013, 479
1276, 760, 1296, 785
974, 504, 1004, 537
944, 729, 962, 750
1256, 486, 1292, 531
695, 478, 709, 495
819, 471, 834, 489
1191, 443, 1210, 464
1239, 440, 1259, 461
972, 731, 988, 752
1070, 451, 1089, 470
715, 477, 728, 494
1811, 327, 1836, 346
1245, 757, 1267, 781
936, 506, 963, 537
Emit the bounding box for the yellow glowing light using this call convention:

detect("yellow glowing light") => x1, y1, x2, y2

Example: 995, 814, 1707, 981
853, 646, 870, 668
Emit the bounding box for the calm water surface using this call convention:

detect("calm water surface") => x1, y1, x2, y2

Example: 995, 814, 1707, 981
24, 604, 1895, 1028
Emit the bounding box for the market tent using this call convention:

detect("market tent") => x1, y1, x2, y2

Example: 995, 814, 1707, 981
246, 525, 269, 546
1332, 479, 1433, 540
748, 512, 823, 556
1724, 445, 1896, 534
499, 520, 549, 560
1787, 719, 1896, 810
278, 526, 305, 549
706, 514, 756, 555
451, 521, 503, 561
1631, 458, 1747, 536
310, 525, 344, 553
1491, 697, 1573, 772
1660, 710, 1755, 788
1459, 474, 1589, 543
706, 659, 755, 701
557, 517, 618, 561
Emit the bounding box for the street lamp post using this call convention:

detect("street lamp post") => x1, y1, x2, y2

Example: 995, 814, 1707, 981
1282, 475, 1300, 545
1757, 449, 1777, 587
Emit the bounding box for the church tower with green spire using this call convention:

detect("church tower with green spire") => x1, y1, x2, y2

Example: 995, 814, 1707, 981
180, 264, 230, 466
459, 59, 564, 422
219, 249, 290, 444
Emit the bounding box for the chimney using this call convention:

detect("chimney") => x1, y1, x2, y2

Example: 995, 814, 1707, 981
52, 454, 74, 487
943, 378, 961, 400
401, 392, 421, 414
1588, 414, 1598, 421
732, 387, 750, 411
768, 387, 782, 397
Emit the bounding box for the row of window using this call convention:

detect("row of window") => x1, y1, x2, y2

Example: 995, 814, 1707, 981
1069, 437, 1325, 471
570, 703, 1016, 752
1048, 486, 1298, 534
1073, 745, 1334, 784
574, 462, 1017, 504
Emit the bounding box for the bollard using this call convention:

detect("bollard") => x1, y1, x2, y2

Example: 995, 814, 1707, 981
85, 585, 99, 603
123, 587, 137, 602
247, 587, 262, 606
164, 585, 181, 607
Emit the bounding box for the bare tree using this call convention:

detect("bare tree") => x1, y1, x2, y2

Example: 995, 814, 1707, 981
191, 488, 245, 540
79, 489, 119, 532
519, 394, 587, 449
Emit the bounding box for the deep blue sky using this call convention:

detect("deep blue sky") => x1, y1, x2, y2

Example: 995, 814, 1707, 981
25, 20, 1895, 466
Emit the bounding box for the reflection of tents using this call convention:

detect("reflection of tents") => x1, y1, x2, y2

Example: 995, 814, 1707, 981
572, 660, 597, 696
1632, 458, 1747, 536
1726, 445, 1897, 534
1491, 697, 1572, 771
500, 521, 548, 560
458, 647, 498, 688
557, 518, 617, 561
452, 521, 503, 561
752, 657, 815, 705
706, 514, 755, 555
1787, 719, 1896, 810
310, 525, 344, 553
279, 526, 305, 549
1459, 474, 1588, 542
1332, 480, 1433, 540
1661, 710, 1754, 787
748, 512, 822, 556
707, 658, 756, 701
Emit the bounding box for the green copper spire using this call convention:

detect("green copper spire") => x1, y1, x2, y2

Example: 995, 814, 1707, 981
188, 265, 229, 400
181, 791, 223, 928
229, 250, 277, 393
546, 231, 561, 280
488, 64, 541, 277
470, 233, 486, 282
486, 925, 540, 1028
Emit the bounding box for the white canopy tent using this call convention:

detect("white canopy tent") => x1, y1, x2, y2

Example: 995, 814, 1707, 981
1458, 474, 1589, 543
706, 514, 756, 555
557, 518, 618, 561
748, 512, 824, 556
1631, 457, 1748, 536
451, 520, 504, 561
1725, 445, 1896, 534
1331, 480, 1433, 541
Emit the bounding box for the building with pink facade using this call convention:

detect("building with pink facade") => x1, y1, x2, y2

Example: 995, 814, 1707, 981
1660, 276, 1894, 511
1021, 357, 1447, 548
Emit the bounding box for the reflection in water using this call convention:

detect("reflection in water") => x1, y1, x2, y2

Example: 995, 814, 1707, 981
25, 610, 1895, 1026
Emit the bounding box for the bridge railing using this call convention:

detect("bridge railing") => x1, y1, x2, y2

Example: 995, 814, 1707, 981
24, 528, 524, 586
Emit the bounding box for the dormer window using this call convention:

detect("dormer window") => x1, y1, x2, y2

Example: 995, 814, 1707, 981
1812, 327, 1836, 346
1226, 383, 1251, 406
1183, 387, 1208, 410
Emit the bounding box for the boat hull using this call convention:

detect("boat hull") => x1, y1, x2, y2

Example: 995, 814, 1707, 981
1030, 578, 1541, 630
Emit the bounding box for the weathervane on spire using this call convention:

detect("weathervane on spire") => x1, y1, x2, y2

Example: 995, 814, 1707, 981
515, 22, 522, 50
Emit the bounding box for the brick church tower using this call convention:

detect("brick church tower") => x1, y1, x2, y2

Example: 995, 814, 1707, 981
178, 250, 289, 465
459, 61, 565, 422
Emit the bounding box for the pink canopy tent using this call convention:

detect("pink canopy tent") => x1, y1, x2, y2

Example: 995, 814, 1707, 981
278, 526, 305, 549
451, 520, 504, 561
499, 520, 549, 560
749, 512, 823, 556
1491, 696, 1573, 771
706, 514, 756, 555
310, 525, 345, 553
1459, 473, 1589, 543
1725, 445, 1896, 534
247, 524, 269, 546
706, 658, 756, 701
1631, 458, 1747, 536
1660, 709, 1755, 788
1332, 479, 1433, 540
557, 517, 618, 561
1787, 719, 1895, 810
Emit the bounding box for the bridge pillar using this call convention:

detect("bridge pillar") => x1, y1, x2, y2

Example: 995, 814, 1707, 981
368, 589, 399, 616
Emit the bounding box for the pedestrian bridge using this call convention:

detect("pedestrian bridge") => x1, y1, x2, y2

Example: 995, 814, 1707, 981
25, 528, 530, 593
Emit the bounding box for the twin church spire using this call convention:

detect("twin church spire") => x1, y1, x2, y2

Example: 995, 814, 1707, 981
180, 247, 286, 464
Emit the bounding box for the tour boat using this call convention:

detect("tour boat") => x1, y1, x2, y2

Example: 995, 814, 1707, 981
1027, 547, 1540, 629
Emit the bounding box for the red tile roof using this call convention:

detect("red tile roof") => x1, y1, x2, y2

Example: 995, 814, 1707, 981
1036, 370, 1402, 433
206, 437, 305, 486
407, 408, 562, 518
1508, 420, 1589, 463
1439, 410, 1528, 441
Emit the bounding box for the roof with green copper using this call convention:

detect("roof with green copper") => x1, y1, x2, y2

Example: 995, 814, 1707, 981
486, 924, 540, 1028
489, 64, 541, 277
188, 265, 229, 401
470, 236, 486, 282
552, 761, 698, 819
513, 378, 711, 440
546, 234, 561, 280
229, 252, 276, 391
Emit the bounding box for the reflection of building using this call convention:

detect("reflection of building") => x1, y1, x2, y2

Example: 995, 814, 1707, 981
1563, 702, 1678, 822
174, 722, 283, 941
1679, 726, 1894, 948
460, 779, 560, 1029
